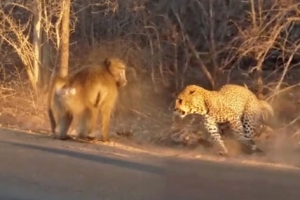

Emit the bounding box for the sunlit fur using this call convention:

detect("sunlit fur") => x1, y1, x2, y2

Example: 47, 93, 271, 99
48, 57, 128, 141
174, 84, 274, 155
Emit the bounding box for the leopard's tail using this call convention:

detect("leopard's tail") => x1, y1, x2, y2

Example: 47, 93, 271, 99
259, 100, 274, 124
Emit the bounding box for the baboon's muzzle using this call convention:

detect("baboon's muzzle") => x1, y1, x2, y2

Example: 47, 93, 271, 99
117, 80, 127, 87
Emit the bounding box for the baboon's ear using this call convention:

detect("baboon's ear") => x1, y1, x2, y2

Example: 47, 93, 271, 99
104, 58, 111, 67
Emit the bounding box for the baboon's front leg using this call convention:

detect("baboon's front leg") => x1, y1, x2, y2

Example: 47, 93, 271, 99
99, 108, 112, 142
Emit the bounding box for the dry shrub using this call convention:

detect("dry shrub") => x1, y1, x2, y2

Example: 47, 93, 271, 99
2, 0, 300, 162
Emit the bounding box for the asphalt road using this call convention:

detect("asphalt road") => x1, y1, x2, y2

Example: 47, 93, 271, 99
0, 129, 300, 200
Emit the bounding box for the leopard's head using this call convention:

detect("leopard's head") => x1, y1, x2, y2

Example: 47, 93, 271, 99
173, 85, 208, 119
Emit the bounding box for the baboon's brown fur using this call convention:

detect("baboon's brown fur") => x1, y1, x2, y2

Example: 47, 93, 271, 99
48, 57, 128, 141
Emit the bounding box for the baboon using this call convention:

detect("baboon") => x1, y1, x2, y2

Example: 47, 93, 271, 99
48, 57, 128, 141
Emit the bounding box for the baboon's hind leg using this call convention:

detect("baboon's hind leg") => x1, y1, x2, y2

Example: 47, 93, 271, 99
77, 107, 98, 139
56, 111, 73, 140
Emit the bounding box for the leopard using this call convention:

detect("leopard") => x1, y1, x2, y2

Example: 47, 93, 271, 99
173, 84, 274, 156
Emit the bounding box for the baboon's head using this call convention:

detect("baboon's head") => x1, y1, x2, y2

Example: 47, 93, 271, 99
105, 58, 128, 87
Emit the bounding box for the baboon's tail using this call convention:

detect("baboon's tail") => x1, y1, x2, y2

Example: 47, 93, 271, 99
48, 108, 56, 135
259, 100, 274, 124
47, 68, 68, 135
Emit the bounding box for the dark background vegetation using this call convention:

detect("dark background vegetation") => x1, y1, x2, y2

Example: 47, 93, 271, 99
0, 0, 300, 157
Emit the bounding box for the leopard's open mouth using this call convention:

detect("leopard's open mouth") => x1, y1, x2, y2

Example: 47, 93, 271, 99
173, 108, 187, 118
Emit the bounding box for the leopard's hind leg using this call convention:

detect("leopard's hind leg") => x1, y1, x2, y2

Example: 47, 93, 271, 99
229, 116, 262, 154
241, 114, 263, 154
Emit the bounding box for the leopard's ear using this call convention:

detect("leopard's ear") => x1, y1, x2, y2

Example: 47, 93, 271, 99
189, 90, 195, 94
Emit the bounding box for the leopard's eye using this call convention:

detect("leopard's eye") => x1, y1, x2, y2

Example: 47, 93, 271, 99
178, 98, 182, 104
